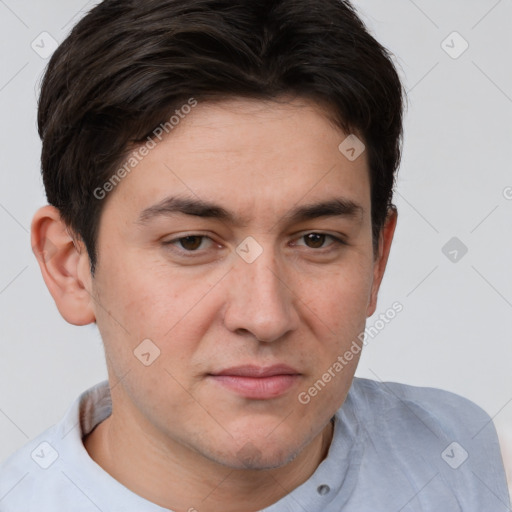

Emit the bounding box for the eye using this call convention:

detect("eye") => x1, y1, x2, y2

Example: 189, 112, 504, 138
294, 233, 345, 249
163, 235, 215, 253
162, 232, 346, 259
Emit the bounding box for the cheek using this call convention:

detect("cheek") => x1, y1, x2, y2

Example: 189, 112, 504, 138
302, 257, 374, 329
295, 265, 372, 412
92, 254, 222, 363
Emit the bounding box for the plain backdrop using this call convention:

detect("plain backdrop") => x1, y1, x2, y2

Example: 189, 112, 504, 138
1, 0, 511, 481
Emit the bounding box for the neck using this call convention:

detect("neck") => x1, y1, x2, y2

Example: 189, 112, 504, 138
84, 409, 334, 512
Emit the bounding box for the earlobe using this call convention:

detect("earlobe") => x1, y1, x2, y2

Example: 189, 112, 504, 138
366, 208, 398, 317
31, 205, 96, 326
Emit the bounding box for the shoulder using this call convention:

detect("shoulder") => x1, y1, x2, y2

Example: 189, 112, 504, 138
340, 377, 510, 508
0, 424, 60, 511
349, 376, 494, 436
0, 381, 111, 512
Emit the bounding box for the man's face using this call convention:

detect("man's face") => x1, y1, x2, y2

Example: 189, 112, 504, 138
87, 97, 385, 469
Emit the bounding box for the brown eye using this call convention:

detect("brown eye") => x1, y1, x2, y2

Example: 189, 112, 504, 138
303, 233, 327, 249
177, 236, 204, 251
162, 234, 221, 260
294, 233, 346, 251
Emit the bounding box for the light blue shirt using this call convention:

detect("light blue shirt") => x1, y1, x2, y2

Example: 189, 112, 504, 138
0, 378, 509, 511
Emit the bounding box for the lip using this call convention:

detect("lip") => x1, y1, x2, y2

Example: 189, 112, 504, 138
209, 365, 301, 399
212, 364, 300, 378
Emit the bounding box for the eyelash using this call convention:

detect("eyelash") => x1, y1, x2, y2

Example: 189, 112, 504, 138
162, 233, 347, 257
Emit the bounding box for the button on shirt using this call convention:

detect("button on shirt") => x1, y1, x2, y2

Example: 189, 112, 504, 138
0, 377, 509, 511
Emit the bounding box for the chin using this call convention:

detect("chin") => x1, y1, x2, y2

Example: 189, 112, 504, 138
204, 436, 302, 471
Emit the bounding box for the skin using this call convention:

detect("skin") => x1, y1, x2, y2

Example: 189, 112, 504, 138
31, 96, 397, 512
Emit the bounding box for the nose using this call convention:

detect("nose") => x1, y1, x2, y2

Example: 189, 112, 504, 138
222, 244, 300, 343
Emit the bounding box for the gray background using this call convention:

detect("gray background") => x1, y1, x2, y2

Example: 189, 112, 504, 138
1, 0, 511, 486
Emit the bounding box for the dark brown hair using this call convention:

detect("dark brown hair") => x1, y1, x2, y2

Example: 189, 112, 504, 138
38, 0, 405, 273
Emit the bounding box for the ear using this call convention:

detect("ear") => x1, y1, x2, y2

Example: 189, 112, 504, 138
366, 207, 398, 317
31, 205, 96, 326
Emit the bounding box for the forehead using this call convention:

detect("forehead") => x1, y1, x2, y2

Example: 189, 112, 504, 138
103, 97, 371, 223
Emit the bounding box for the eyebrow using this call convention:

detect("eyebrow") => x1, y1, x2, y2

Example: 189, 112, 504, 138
137, 195, 363, 227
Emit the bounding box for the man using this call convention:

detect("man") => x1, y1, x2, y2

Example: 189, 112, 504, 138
0, 0, 509, 510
